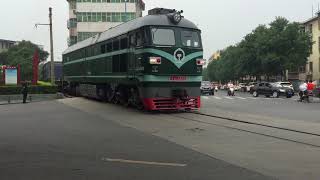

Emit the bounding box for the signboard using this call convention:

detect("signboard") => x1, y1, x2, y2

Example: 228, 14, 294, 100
5, 68, 18, 85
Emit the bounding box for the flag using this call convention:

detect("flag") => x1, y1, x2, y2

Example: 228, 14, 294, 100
32, 50, 39, 85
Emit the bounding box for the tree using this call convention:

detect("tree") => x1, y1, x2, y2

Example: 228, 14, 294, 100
0, 52, 8, 65
206, 17, 312, 82
267, 18, 312, 78
0, 40, 49, 81
202, 68, 209, 81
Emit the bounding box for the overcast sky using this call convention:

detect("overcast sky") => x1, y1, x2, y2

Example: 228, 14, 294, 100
1, 0, 319, 60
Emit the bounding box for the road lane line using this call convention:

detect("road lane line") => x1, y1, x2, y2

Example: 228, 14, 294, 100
102, 158, 187, 167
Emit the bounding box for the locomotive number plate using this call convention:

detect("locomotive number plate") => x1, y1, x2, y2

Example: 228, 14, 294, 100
169, 76, 187, 81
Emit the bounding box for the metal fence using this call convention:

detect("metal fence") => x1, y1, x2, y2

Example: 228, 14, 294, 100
0, 94, 60, 105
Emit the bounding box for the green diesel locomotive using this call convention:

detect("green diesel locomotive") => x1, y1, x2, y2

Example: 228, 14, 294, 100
63, 8, 204, 110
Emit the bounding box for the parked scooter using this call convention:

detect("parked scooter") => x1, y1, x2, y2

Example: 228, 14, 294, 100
228, 87, 235, 96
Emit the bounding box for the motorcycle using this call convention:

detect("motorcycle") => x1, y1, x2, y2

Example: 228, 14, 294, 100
299, 90, 312, 103
215, 86, 218, 92
228, 87, 235, 96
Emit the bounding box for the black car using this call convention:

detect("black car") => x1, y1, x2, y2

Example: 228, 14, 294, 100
251, 82, 294, 98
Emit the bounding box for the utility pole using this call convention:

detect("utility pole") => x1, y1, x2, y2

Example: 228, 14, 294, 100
35, 7, 55, 85
125, 0, 128, 22
49, 7, 55, 85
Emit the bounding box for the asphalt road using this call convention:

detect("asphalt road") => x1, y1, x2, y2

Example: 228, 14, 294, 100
0, 100, 273, 180
201, 90, 320, 123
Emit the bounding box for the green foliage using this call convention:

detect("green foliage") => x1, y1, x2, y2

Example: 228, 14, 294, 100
0, 40, 49, 81
207, 17, 313, 82
202, 68, 209, 81
0, 85, 57, 95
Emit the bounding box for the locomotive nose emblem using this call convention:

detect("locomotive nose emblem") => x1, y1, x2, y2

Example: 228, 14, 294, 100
174, 48, 185, 62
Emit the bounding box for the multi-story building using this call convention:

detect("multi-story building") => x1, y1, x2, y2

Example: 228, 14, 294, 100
302, 14, 320, 81
0, 39, 16, 53
66, 0, 145, 46
208, 51, 221, 65
41, 61, 63, 81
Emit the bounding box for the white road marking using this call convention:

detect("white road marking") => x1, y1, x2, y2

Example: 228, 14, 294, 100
224, 96, 234, 100
235, 97, 246, 100
102, 158, 187, 167
202, 96, 209, 100
247, 97, 258, 100
213, 96, 222, 100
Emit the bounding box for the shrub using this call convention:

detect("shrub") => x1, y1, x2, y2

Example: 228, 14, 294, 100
0, 85, 57, 95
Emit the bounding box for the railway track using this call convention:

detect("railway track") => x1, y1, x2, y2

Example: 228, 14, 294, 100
63, 96, 320, 148
167, 111, 320, 148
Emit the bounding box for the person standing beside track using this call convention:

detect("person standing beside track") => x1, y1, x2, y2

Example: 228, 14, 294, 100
21, 83, 28, 104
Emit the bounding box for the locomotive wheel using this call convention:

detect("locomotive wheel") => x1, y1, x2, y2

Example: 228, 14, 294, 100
131, 87, 144, 110
97, 87, 107, 102
117, 86, 129, 106
75, 85, 81, 97
106, 86, 116, 103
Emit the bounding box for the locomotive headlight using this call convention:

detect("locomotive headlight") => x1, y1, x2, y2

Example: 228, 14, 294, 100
149, 57, 162, 65
196, 59, 206, 66
173, 13, 182, 23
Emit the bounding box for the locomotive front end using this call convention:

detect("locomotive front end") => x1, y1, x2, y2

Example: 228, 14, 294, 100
138, 8, 204, 110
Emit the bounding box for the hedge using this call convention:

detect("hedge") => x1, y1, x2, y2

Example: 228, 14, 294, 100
0, 85, 58, 95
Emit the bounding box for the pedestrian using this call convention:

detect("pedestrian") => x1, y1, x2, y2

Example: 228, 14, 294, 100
21, 83, 28, 104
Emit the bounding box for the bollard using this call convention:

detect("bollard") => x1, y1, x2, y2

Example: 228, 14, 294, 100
29, 96, 32, 102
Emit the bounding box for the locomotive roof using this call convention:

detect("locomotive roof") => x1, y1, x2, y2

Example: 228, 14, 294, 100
63, 15, 199, 55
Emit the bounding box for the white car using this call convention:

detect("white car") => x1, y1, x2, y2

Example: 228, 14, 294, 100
273, 82, 294, 90
273, 82, 295, 95
238, 83, 247, 92
234, 85, 241, 91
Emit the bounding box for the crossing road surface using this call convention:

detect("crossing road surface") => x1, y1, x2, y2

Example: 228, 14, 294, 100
201, 91, 320, 123
0, 100, 273, 180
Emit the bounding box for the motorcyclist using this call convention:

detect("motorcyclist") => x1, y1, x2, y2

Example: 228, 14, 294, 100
215, 85, 218, 92
299, 81, 308, 102
227, 82, 235, 96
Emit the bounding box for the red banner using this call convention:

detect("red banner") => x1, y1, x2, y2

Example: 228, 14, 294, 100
32, 50, 39, 85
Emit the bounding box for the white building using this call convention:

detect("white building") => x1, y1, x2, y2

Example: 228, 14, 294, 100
67, 0, 145, 46
0, 39, 16, 53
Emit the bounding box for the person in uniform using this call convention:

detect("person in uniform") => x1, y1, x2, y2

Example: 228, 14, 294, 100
21, 83, 28, 104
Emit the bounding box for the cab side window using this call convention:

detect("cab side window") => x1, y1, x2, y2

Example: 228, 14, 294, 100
136, 30, 145, 47
129, 34, 136, 47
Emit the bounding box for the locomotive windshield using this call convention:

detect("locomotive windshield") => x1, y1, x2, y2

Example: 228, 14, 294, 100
151, 28, 176, 46
181, 30, 201, 48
